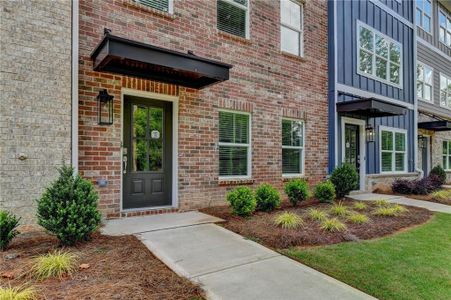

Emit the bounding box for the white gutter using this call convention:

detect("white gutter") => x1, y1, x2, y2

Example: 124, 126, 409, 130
71, 0, 79, 171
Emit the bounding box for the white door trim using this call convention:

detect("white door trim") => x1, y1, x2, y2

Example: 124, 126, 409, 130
341, 117, 366, 190
120, 88, 179, 212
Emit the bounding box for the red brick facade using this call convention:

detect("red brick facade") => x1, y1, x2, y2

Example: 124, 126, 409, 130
78, 0, 328, 218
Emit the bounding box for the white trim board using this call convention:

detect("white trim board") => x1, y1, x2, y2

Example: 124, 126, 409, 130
340, 117, 366, 190
120, 88, 179, 212
336, 83, 415, 110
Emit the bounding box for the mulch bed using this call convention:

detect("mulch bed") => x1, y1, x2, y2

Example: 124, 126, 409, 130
0, 228, 204, 300
200, 199, 432, 249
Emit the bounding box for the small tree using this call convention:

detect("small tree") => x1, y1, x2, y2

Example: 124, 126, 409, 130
37, 165, 101, 246
0, 210, 20, 251
330, 164, 359, 199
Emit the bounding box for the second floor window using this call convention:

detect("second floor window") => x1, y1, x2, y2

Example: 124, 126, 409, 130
443, 141, 451, 170
135, 0, 172, 13
416, 0, 432, 33
440, 74, 451, 108
417, 63, 433, 102
280, 0, 304, 57
358, 23, 402, 87
439, 10, 451, 47
217, 0, 249, 39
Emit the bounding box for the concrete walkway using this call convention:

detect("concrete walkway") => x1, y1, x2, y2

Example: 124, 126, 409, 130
102, 212, 374, 300
349, 193, 451, 213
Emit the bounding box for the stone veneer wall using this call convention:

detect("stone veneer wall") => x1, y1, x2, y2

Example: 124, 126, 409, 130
366, 172, 420, 191
78, 0, 329, 218
430, 131, 451, 182
0, 0, 72, 223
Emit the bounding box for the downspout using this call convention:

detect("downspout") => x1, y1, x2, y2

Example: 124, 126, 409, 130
71, 0, 79, 171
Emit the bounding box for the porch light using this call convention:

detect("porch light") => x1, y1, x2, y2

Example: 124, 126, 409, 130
97, 89, 114, 125
418, 135, 427, 149
365, 124, 375, 143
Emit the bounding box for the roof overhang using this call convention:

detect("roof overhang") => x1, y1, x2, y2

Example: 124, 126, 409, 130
336, 98, 407, 117
418, 120, 451, 131
90, 33, 233, 89
439, 0, 451, 12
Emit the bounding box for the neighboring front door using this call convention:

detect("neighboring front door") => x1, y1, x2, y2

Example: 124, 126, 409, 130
344, 123, 360, 188
421, 136, 430, 176
123, 96, 172, 209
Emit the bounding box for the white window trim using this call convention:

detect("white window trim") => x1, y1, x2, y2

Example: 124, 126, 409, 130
416, 0, 433, 34
135, 0, 174, 14
356, 20, 404, 89
439, 72, 451, 111
439, 8, 451, 48
417, 61, 434, 103
218, 0, 250, 39
218, 109, 252, 180
280, 0, 304, 57
282, 117, 305, 177
379, 126, 408, 174
443, 140, 451, 170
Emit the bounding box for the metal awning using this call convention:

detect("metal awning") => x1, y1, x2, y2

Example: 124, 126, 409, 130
418, 120, 451, 131
336, 98, 407, 117
90, 31, 232, 89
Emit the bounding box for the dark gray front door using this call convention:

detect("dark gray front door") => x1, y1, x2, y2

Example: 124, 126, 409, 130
421, 136, 429, 176
344, 124, 360, 188
123, 96, 172, 209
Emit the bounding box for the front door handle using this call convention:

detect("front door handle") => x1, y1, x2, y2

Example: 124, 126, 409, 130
123, 156, 127, 174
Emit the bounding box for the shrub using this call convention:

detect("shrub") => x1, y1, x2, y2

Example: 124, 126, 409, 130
255, 183, 281, 212
330, 164, 359, 198
308, 208, 327, 222
392, 179, 414, 194
36, 165, 101, 246
314, 181, 336, 203
321, 218, 347, 232
0, 210, 20, 251
374, 199, 390, 207
330, 202, 348, 216
284, 179, 309, 207
393, 175, 442, 196
32, 250, 77, 280
274, 212, 303, 229
431, 189, 451, 202
430, 165, 446, 185
348, 213, 369, 224
226, 186, 256, 217
0, 287, 37, 300
353, 202, 367, 210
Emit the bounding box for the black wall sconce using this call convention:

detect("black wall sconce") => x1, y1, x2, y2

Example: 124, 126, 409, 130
97, 89, 114, 125
418, 135, 427, 149
365, 124, 375, 143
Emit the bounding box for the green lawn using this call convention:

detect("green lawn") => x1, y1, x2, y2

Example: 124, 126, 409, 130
284, 213, 451, 300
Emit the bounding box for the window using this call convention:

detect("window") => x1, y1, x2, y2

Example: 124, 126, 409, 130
357, 22, 402, 87
217, 0, 249, 38
440, 73, 451, 108
443, 141, 451, 170
282, 119, 304, 175
219, 111, 251, 177
439, 10, 451, 47
380, 128, 407, 173
416, 0, 432, 33
417, 63, 433, 102
280, 0, 304, 56
135, 0, 173, 13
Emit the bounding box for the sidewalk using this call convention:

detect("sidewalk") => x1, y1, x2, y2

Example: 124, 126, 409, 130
102, 212, 374, 300
349, 193, 451, 214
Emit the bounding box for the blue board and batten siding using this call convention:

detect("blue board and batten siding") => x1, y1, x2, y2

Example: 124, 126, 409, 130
328, 0, 416, 175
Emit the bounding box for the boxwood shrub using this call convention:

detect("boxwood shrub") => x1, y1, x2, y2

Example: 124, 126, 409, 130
226, 186, 256, 217
284, 179, 309, 207
314, 181, 336, 203
330, 163, 359, 198
255, 183, 281, 212
0, 210, 20, 251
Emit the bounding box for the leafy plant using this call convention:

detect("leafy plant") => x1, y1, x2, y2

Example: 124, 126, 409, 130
330, 202, 348, 216
284, 179, 309, 207
430, 165, 446, 185
36, 165, 101, 246
321, 218, 347, 232
308, 208, 327, 221
314, 181, 336, 203
392, 179, 414, 194
0, 210, 20, 251
330, 164, 359, 198
255, 183, 281, 212
274, 212, 303, 229
32, 250, 77, 280
0, 286, 37, 300
348, 213, 369, 224
374, 199, 390, 207
431, 189, 451, 203
226, 186, 256, 217
353, 202, 367, 210
393, 176, 442, 196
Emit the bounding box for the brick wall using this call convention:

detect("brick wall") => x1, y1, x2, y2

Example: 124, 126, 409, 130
0, 0, 72, 223
78, 0, 329, 218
